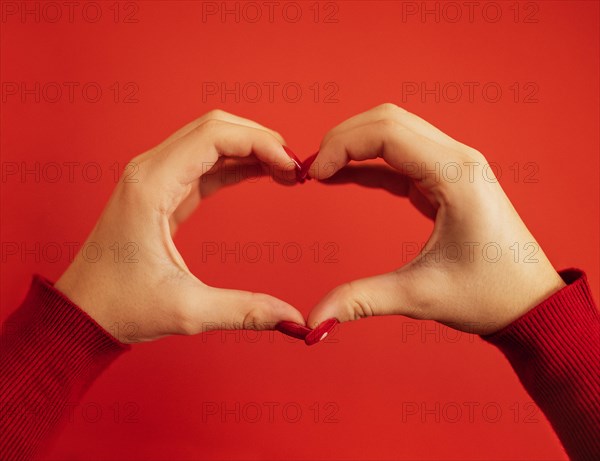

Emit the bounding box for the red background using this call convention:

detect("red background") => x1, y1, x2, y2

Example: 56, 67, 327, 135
1, 1, 598, 459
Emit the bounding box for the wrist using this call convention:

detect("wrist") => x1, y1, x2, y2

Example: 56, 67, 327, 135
493, 264, 566, 334
55, 264, 117, 339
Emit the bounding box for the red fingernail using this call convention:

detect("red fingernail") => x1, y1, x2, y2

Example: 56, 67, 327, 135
276, 321, 311, 340
305, 318, 338, 346
299, 152, 318, 182
282, 146, 302, 171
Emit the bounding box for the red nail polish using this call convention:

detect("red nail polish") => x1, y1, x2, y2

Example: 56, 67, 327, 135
276, 321, 311, 340
282, 146, 302, 171
299, 152, 318, 182
305, 318, 338, 346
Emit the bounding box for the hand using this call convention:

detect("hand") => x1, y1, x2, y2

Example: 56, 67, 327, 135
305, 104, 566, 335
56, 110, 305, 343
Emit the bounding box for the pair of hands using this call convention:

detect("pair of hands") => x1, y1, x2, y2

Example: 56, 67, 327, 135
55, 104, 565, 344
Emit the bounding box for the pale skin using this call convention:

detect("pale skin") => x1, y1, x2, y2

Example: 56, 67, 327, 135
55, 110, 305, 343
56, 105, 566, 342
305, 104, 566, 334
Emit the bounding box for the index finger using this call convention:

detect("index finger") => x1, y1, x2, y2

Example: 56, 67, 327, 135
152, 119, 297, 186
308, 118, 442, 183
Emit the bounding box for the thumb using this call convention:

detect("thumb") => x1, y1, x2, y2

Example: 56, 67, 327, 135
307, 271, 420, 328
195, 286, 306, 333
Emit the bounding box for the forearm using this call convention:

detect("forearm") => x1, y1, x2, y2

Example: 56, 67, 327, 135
482, 269, 600, 460
0, 276, 129, 461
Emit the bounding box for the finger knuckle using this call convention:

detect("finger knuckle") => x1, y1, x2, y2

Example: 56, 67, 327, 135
458, 146, 487, 163
373, 117, 401, 134
195, 118, 225, 135
376, 102, 404, 115
239, 292, 277, 330
336, 282, 376, 320
241, 310, 262, 330
205, 109, 228, 120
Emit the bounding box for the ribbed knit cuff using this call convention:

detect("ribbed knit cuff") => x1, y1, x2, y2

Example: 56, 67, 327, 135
1, 274, 129, 361
482, 269, 600, 460
0, 275, 130, 460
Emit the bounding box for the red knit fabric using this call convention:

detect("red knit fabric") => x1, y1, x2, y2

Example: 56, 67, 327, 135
482, 269, 600, 460
0, 270, 598, 460
0, 276, 129, 460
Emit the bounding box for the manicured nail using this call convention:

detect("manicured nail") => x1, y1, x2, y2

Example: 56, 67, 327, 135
305, 318, 338, 346
299, 152, 318, 181
282, 146, 302, 170
275, 321, 311, 340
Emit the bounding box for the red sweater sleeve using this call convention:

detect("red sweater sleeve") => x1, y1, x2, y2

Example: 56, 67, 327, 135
0, 275, 130, 461
482, 269, 600, 460
1, 272, 598, 460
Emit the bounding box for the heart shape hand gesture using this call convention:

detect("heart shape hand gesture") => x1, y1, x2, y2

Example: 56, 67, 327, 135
55, 104, 565, 344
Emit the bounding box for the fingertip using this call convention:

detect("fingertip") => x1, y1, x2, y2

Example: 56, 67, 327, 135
306, 147, 347, 181
307, 285, 357, 328
281, 309, 307, 327
209, 287, 304, 330
305, 318, 339, 346
300, 152, 319, 181
306, 305, 343, 329
278, 145, 301, 171
273, 131, 287, 146
268, 297, 306, 326
282, 145, 302, 170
